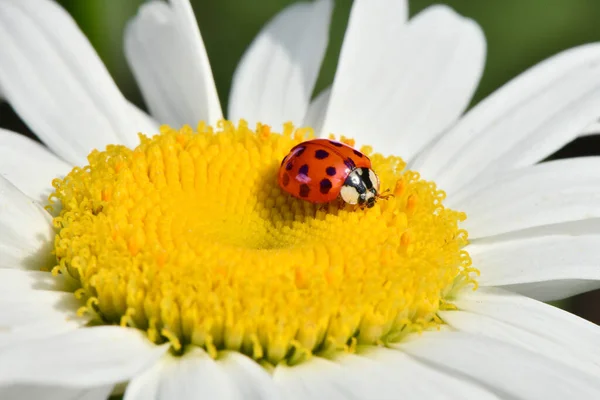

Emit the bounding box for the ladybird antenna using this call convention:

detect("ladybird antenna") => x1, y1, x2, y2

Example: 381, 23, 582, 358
377, 188, 394, 201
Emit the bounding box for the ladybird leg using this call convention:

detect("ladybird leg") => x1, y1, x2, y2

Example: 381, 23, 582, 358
318, 203, 329, 212
377, 188, 394, 200
333, 196, 352, 211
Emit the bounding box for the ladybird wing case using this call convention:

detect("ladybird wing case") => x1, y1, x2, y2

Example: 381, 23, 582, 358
278, 140, 352, 203
309, 139, 372, 170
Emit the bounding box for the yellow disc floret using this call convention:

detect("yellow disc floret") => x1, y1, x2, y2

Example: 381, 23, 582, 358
51, 120, 476, 365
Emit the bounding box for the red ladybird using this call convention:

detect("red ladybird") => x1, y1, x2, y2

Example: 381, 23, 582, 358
278, 139, 383, 208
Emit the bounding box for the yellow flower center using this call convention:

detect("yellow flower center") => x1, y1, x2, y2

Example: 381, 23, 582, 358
50, 120, 476, 365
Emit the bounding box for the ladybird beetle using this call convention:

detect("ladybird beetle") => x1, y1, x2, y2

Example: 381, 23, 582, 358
278, 139, 384, 208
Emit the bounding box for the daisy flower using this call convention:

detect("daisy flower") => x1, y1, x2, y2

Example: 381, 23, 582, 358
1, 0, 600, 399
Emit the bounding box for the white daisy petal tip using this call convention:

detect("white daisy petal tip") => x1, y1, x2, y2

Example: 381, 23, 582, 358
320, 3, 486, 160
0, 0, 156, 163
414, 42, 600, 195
228, 0, 333, 129
125, 0, 223, 128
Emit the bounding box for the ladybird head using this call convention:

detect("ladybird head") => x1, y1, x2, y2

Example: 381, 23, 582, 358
340, 167, 381, 208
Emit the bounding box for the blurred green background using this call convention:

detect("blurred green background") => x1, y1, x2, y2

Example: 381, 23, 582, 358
5, 0, 600, 321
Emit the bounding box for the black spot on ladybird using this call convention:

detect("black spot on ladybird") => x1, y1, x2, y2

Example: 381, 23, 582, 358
320, 179, 332, 194
298, 164, 309, 176
299, 184, 310, 198
326, 166, 336, 176
286, 161, 293, 171
282, 173, 290, 186
353, 149, 363, 158
315, 149, 329, 159
295, 146, 306, 157
328, 140, 344, 147
344, 158, 356, 169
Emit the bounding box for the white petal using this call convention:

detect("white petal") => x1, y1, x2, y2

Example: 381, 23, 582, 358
337, 350, 498, 400
581, 120, 600, 136
0, 177, 55, 271
0, 287, 86, 344
319, 0, 408, 135
228, 0, 333, 129
0, 269, 74, 293
397, 330, 600, 399
439, 295, 600, 375
0, 0, 157, 165
469, 218, 600, 301
0, 129, 71, 203
453, 157, 600, 238
412, 43, 600, 196
0, 269, 84, 344
0, 326, 169, 387
0, 272, 86, 346
125, 348, 239, 400
0, 384, 113, 400
442, 287, 600, 375
303, 87, 331, 134
321, 5, 485, 161
274, 356, 347, 399
274, 349, 497, 399
219, 352, 281, 400
125, 0, 222, 128
122, 356, 162, 400
502, 280, 600, 302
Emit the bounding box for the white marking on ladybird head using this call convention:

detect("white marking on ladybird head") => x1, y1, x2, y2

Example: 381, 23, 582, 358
340, 184, 360, 205
368, 169, 380, 192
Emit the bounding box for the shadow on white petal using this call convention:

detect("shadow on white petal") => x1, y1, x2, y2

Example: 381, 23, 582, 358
219, 351, 280, 400
412, 43, 600, 197
397, 327, 600, 398
581, 120, 600, 136
0, 289, 86, 348
229, 0, 333, 129
0, 128, 71, 204
440, 307, 600, 376
501, 279, 600, 302
274, 347, 496, 400
322, 4, 485, 161
0, 0, 153, 164
125, 0, 222, 128
122, 356, 162, 400
338, 349, 497, 400
0, 384, 114, 400
451, 287, 600, 365
0, 177, 55, 271
274, 356, 349, 400
0, 270, 76, 294
304, 87, 331, 136
125, 348, 239, 400
0, 326, 168, 387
